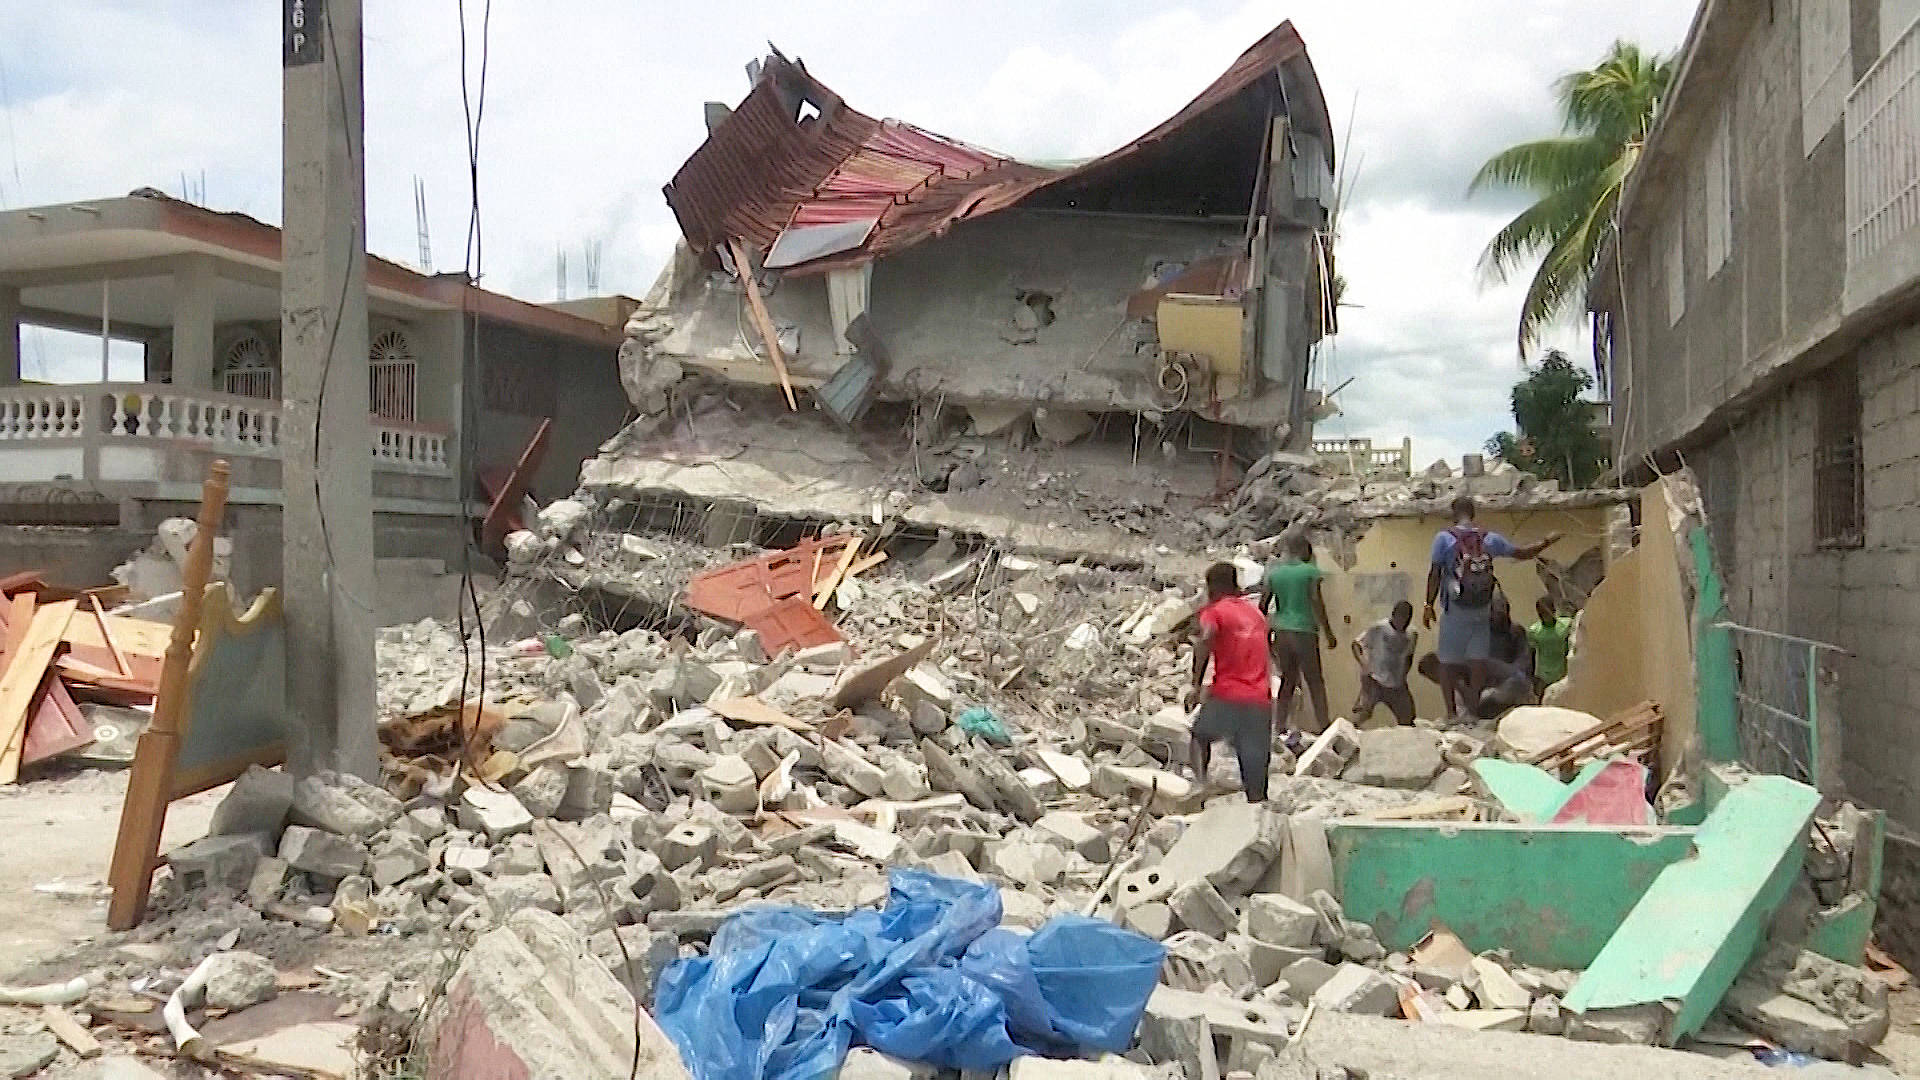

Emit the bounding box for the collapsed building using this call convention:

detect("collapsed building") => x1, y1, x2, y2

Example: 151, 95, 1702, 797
626, 22, 1338, 477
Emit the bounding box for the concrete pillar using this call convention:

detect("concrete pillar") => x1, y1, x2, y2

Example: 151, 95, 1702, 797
826, 264, 872, 356
281, 0, 378, 781
0, 285, 20, 386
170, 256, 218, 390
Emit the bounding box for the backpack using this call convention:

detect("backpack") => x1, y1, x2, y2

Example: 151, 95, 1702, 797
1448, 526, 1497, 607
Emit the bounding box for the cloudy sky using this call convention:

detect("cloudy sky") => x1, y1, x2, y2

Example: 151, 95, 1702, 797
1, 0, 1695, 464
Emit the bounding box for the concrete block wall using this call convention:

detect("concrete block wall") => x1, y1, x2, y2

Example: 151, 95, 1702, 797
1697, 319, 1920, 828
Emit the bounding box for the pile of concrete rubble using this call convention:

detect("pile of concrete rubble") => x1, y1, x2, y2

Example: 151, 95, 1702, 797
132, 517, 1892, 1077
1228, 448, 1628, 544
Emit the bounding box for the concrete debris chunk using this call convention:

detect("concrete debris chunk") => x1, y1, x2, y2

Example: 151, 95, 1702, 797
1163, 931, 1257, 997
1034, 811, 1109, 861
202, 950, 279, 1011
1469, 956, 1531, 1011
659, 822, 718, 871
1244, 893, 1320, 948
1343, 726, 1443, 789
512, 764, 570, 819
820, 738, 888, 798
368, 832, 433, 888
288, 775, 385, 838
458, 785, 535, 841
167, 832, 273, 892
1168, 878, 1236, 939
990, 842, 1067, 888
210, 765, 295, 838
1310, 964, 1402, 1016
1292, 719, 1361, 779
699, 755, 760, 813
429, 908, 689, 1079
1721, 947, 1890, 1061
278, 825, 369, 880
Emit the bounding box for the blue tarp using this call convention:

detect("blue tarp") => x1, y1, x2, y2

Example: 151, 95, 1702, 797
654, 869, 1166, 1080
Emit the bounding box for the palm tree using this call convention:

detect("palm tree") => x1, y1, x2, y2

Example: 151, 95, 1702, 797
1471, 42, 1675, 356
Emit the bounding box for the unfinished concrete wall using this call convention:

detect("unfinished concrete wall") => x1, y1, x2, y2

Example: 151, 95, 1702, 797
1313, 507, 1609, 723
659, 209, 1296, 426
1690, 319, 1920, 828
1609, 0, 1848, 469
472, 321, 629, 505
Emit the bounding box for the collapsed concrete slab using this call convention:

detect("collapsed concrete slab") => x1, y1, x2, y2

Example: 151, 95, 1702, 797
1565, 775, 1823, 1042
427, 908, 688, 1080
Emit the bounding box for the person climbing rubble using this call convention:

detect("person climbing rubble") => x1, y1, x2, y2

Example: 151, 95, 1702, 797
1422, 496, 1559, 721
1189, 561, 1274, 802
1260, 533, 1337, 736
1350, 600, 1417, 725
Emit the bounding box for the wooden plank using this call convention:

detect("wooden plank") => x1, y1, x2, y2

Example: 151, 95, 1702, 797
1523, 702, 1661, 767
3, 593, 31, 657
728, 237, 797, 411
843, 551, 889, 580
0, 570, 47, 596
62, 611, 170, 663
108, 460, 230, 931
813, 534, 864, 610
40, 1006, 101, 1059
88, 594, 131, 675
22, 673, 92, 766
480, 417, 553, 554
0, 599, 78, 783
709, 695, 815, 734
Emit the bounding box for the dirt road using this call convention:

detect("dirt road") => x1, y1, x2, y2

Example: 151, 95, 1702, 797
0, 768, 224, 979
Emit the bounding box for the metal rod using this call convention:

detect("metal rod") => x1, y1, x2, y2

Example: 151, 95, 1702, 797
1715, 622, 1849, 653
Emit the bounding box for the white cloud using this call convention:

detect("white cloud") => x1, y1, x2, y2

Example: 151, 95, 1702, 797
0, 0, 1698, 456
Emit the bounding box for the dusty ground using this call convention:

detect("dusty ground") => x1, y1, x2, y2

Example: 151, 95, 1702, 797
0, 767, 224, 981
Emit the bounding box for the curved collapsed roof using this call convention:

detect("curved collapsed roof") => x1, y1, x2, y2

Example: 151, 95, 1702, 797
664, 21, 1333, 274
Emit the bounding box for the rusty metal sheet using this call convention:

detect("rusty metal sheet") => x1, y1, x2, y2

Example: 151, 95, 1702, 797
663, 23, 1325, 274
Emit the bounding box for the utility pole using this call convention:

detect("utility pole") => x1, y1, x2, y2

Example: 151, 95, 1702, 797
281, 0, 378, 780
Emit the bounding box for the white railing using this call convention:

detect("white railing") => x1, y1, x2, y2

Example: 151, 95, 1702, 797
0, 388, 87, 440
0, 383, 451, 477
1313, 436, 1413, 477
1846, 15, 1920, 268
371, 419, 449, 475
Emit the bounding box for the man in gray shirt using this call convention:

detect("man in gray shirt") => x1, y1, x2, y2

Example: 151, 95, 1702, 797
1351, 601, 1417, 725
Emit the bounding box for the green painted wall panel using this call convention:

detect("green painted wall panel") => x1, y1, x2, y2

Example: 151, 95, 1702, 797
1691, 527, 1740, 764
1564, 774, 1820, 1040
1330, 822, 1699, 970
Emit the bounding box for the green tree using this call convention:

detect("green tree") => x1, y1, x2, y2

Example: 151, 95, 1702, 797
1485, 349, 1611, 488
1471, 41, 1675, 355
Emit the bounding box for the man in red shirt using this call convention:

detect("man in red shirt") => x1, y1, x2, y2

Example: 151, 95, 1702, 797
1190, 562, 1275, 803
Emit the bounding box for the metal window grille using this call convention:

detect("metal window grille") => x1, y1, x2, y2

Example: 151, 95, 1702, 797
368, 329, 418, 422
1815, 363, 1864, 549
218, 332, 277, 400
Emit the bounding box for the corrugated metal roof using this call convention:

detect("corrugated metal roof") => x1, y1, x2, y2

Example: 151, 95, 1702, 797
663, 22, 1328, 273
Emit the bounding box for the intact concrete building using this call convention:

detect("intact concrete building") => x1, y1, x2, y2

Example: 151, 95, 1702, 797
644, 23, 1337, 456
0, 190, 630, 596
1591, 0, 1920, 825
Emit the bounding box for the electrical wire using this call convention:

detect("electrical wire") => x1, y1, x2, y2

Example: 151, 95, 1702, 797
454, 0, 492, 778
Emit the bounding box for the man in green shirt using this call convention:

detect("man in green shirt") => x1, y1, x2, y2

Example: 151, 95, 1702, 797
1261, 533, 1338, 735
1526, 596, 1575, 696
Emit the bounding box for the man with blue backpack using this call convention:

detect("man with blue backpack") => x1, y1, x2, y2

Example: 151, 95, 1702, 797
1422, 496, 1559, 720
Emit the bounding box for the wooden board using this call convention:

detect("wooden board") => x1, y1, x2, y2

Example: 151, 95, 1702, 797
0, 599, 78, 783
741, 596, 845, 655
61, 612, 170, 664
480, 417, 553, 553
708, 695, 815, 734
685, 536, 855, 623
22, 673, 92, 766
728, 237, 797, 410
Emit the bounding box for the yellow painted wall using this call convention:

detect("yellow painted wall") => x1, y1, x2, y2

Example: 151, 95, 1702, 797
1556, 478, 1697, 778
1301, 506, 1615, 726
1157, 295, 1246, 396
